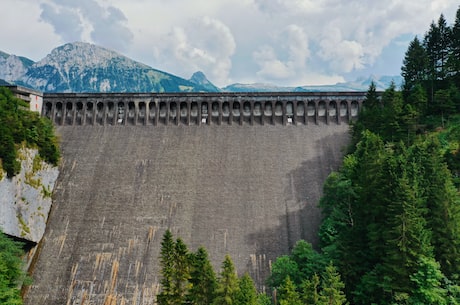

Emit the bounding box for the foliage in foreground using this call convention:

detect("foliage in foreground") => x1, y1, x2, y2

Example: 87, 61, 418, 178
0, 230, 28, 305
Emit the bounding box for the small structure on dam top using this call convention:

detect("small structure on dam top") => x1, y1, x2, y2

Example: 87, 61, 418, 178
42, 91, 365, 126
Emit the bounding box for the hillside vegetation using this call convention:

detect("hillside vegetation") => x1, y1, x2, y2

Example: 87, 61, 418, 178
0, 87, 60, 178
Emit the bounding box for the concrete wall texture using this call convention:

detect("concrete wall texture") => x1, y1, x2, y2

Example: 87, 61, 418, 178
24, 110, 351, 305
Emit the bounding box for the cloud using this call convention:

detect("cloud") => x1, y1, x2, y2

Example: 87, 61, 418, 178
253, 24, 310, 82
152, 16, 236, 86
317, 27, 364, 73
39, 0, 133, 52
39, 3, 83, 42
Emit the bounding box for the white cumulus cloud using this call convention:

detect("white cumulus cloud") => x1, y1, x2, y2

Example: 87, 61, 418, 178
152, 16, 236, 86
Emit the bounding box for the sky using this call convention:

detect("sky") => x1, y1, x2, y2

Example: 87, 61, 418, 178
1, 0, 459, 87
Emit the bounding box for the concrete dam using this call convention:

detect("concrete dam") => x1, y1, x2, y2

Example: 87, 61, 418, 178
25, 92, 365, 305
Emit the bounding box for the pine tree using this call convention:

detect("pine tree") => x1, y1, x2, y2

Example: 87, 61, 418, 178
301, 273, 320, 305
235, 273, 257, 305
379, 145, 433, 300
278, 276, 302, 305
448, 6, 460, 81
402, 36, 429, 93
157, 230, 176, 305
172, 238, 191, 304
213, 255, 239, 305
187, 247, 217, 305
319, 263, 347, 305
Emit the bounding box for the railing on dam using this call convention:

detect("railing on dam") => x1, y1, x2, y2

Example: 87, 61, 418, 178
42, 92, 366, 126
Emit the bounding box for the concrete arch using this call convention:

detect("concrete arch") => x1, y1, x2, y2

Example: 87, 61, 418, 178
64, 102, 73, 125
253, 101, 262, 125
106, 102, 115, 125
274, 101, 283, 125
75, 102, 84, 125
190, 101, 199, 125
264, 101, 273, 125
296, 101, 306, 125
351, 100, 359, 119
55, 102, 63, 125
169, 102, 177, 125
43, 102, 53, 120
158, 101, 167, 125
242, 101, 251, 125
339, 100, 349, 121
232, 100, 241, 125
95, 102, 104, 125
318, 100, 326, 124
180, 101, 188, 125
328, 100, 338, 124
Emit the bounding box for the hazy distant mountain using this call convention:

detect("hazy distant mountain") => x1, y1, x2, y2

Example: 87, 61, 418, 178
13, 42, 216, 93
224, 75, 403, 93
0, 51, 34, 83
222, 83, 293, 92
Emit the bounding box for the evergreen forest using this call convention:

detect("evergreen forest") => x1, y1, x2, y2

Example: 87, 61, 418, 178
157, 8, 460, 305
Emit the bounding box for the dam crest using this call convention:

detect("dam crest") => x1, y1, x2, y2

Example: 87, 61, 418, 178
43, 91, 365, 126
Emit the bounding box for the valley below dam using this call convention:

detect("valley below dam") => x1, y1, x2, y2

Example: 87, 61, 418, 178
24, 123, 350, 305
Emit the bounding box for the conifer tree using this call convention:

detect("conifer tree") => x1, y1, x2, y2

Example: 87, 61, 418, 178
187, 247, 217, 305
278, 276, 302, 305
235, 273, 257, 305
319, 263, 347, 305
172, 238, 191, 304
301, 273, 320, 305
157, 230, 175, 305
448, 6, 460, 81
213, 255, 239, 305
379, 148, 433, 299
402, 36, 429, 93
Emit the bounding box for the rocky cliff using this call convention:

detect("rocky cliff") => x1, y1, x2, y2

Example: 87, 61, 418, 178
0, 148, 59, 243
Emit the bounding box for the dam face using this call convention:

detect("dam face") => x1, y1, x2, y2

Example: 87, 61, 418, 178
25, 92, 360, 305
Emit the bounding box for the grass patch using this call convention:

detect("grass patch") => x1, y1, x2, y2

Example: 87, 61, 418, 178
17, 213, 30, 237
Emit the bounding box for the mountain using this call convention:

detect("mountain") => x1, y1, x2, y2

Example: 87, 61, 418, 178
189, 71, 221, 92
15, 42, 217, 93
0, 51, 34, 83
